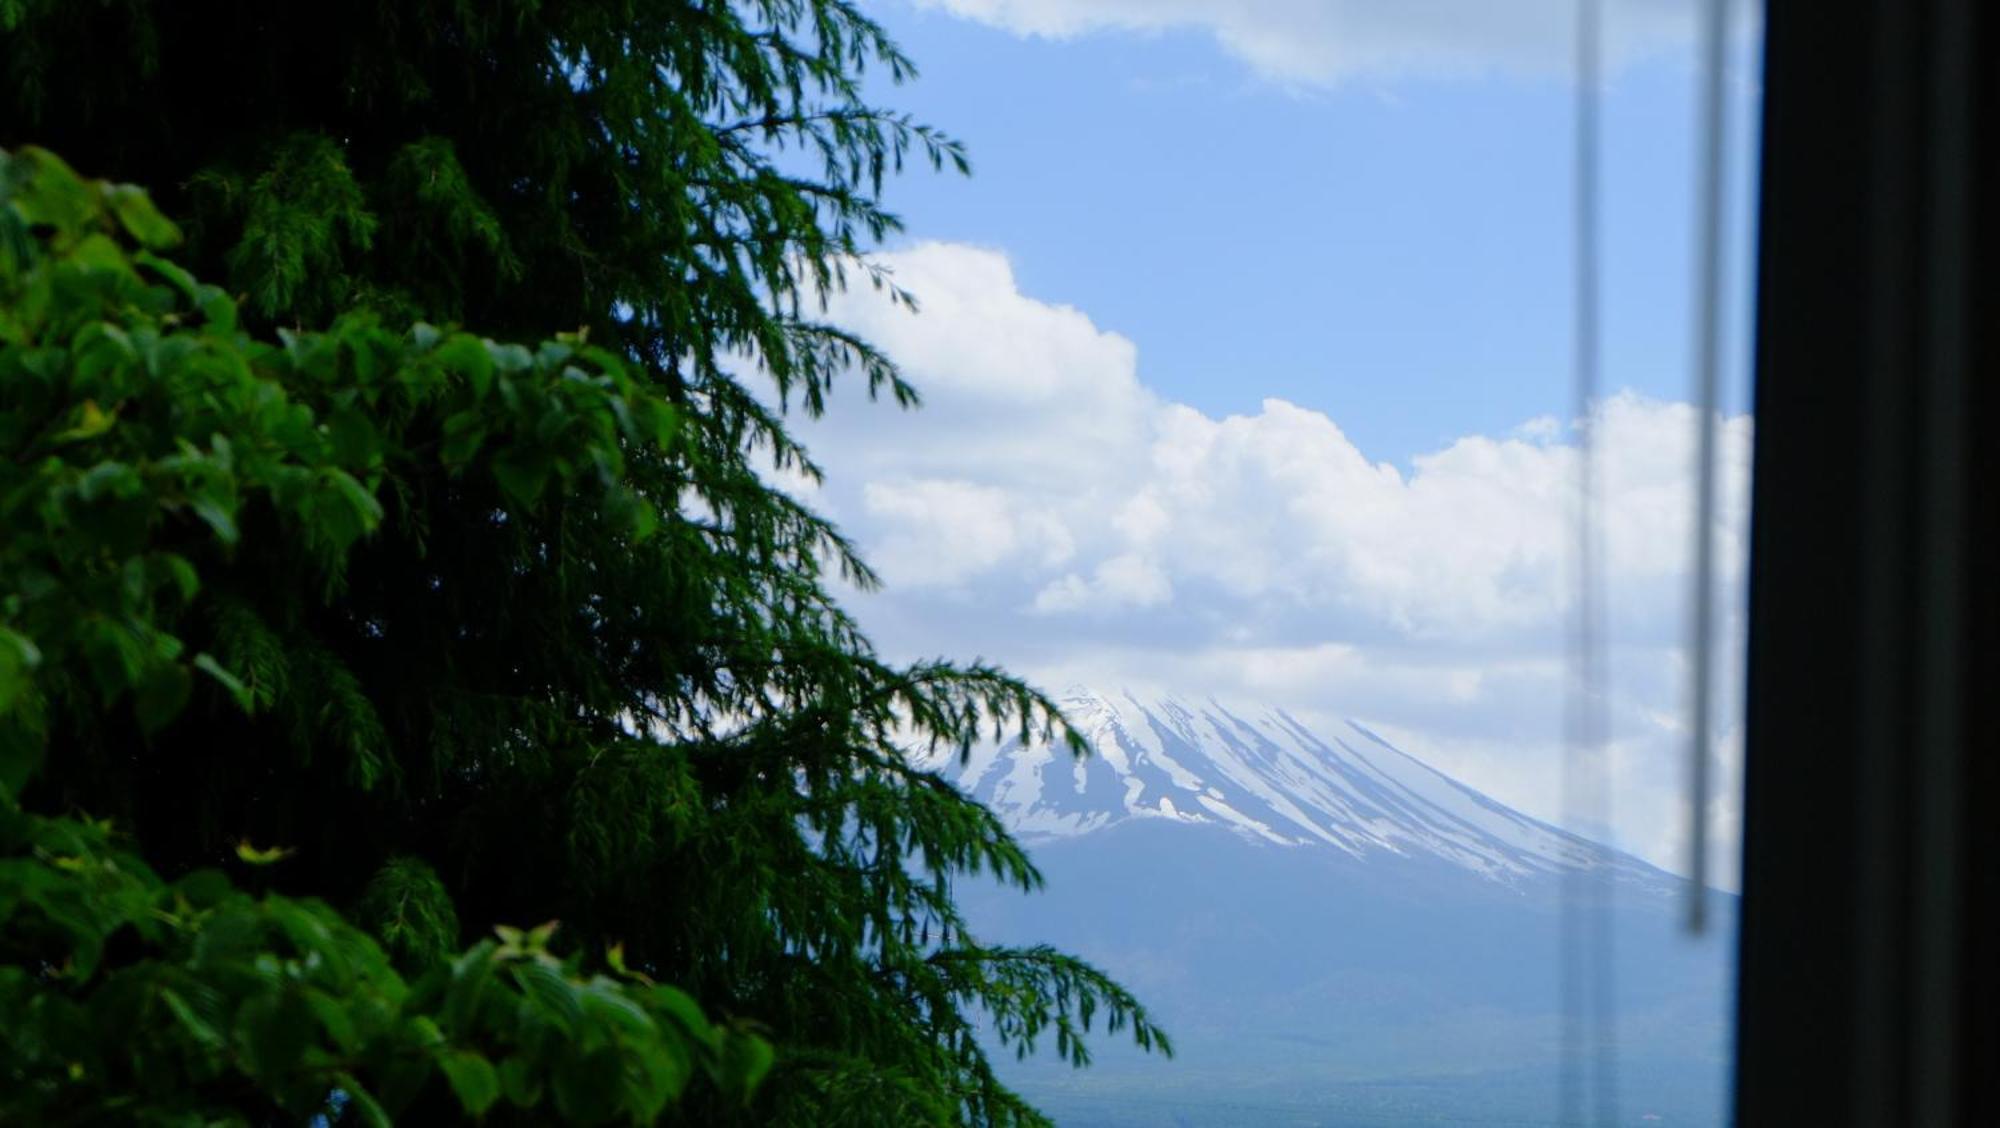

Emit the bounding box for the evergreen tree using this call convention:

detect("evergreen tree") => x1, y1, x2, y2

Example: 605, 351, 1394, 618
0, 2, 1166, 1123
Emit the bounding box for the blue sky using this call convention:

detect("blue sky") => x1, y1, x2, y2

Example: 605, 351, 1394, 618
790, 0, 1763, 879
861, 0, 1761, 465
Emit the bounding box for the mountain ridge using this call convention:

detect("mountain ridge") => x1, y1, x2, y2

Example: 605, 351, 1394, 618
923, 686, 1681, 896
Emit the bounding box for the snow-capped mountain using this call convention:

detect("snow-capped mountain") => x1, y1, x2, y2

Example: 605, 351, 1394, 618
927, 687, 1674, 892
943, 688, 1734, 1126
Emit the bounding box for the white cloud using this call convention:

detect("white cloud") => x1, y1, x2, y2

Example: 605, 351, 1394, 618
906, 0, 1714, 86
1033, 553, 1174, 613
861, 478, 1075, 586
790, 240, 1752, 886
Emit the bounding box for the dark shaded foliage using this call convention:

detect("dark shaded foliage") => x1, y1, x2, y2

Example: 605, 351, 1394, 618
0, 2, 1167, 1123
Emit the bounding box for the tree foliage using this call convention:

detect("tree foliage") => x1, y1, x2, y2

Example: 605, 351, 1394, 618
0, 147, 775, 1124
0, 2, 1167, 1124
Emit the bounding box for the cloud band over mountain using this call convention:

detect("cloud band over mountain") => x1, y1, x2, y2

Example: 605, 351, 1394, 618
779, 240, 1750, 886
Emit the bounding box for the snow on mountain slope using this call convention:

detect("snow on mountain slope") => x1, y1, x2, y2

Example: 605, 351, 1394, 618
923, 687, 1675, 891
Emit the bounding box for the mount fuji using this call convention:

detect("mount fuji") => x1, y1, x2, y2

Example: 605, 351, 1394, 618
934, 689, 1736, 1126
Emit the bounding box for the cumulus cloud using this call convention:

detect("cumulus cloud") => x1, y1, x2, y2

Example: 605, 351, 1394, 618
861, 478, 1074, 585
1032, 553, 1174, 614
788, 241, 1751, 886
906, 0, 1712, 86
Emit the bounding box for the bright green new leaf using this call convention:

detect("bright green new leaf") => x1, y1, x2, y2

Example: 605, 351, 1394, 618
51, 399, 117, 444
232, 839, 295, 866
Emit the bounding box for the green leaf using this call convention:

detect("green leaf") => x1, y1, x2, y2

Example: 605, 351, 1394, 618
0, 724, 45, 797
131, 661, 192, 733
305, 989, 359, 1054
0, 627, 42, 717
11, 147, 95, 234
488, 342, 533, 373
606, 487, 659, 542
443, 941, 501, 1033
333, 470, 385, 534
439, 1049, 501, 1116
104, 183, 181, 248
646, 984, 713, 1043
490, 448, 551, 509
174, 868, 233, 909
550, 1047, 623, 1124
76, 460, 140, 502
233, 839, 294, 866
234, 989, 313, 1084
199, 287, 238, 333
156, 553, 201, 603
722, 1031, 775, 1099
158, 987, 227, 1053
497, 1054, 545, 1108
439, 410, 488, 466
435, 333, 496, 398
134, 248, 202, 302
311, 469, 384, 549
188, 491, 240, 546
71, 321, 137, 383
16, 346, 68, 383
51, 400, 117, 444
510, 961, 581, 1035
194, 653, 254, 713
325, 409, 381, 469
336, 1076, 394, 1128
641, 400, 681, 450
